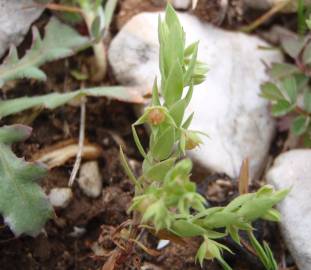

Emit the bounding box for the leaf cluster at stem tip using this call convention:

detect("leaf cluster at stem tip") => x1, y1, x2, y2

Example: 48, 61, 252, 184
120, 4, 289, 269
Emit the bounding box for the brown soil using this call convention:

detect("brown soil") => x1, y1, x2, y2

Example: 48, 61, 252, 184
0, 1, 299, 270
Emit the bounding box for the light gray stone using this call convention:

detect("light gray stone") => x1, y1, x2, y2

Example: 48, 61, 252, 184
78, 161, 102, 198
49, 188, 73, 208
172, 0, 191, 9
0, 0, 44, 57
109, 12, 282, 180
267, 150, 311, 270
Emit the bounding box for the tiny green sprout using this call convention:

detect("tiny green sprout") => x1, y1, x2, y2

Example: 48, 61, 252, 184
121, 4, 288, 269
59, 0, 118, 81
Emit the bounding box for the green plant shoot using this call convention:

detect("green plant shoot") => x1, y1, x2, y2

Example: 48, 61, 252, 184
121, 4, 289, 269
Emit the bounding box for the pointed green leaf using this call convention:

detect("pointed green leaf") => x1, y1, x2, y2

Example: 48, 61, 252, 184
171, 219, 206, 237
184, 42, 199, 85
151, 126, 175, 160
195, 241, 208, 267
163, 60, 184, 107
182, 112, 194, 129
262, 208, 281, 222
104, 0, 118, 29
228, 225, 241, 245
145, 158, 176, 181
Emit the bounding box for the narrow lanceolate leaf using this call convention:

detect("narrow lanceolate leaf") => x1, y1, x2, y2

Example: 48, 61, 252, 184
0, 18, 90, 88
0, 125, 53, 236
0, 86, 144, 118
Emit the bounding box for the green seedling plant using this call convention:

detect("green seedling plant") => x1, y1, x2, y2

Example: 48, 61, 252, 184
120, 4, 288, 269
260, 18, 311, 146
59, 0, 118, 81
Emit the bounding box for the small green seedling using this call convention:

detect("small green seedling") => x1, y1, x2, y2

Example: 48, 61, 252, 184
60, 0, 118, 81
121, 4, 288, 269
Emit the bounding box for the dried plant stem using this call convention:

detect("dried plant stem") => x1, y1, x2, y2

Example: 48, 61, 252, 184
25, 3, 82, 13
68, 98, 86, 187
83, 10, 107, 82
240, 0, 291, 33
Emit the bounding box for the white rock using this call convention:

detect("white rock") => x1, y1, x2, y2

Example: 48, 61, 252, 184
0, 0, 44, 57
49, 188, 73, 208
266, 150, 311, 270
109, 12, 282, 179
172, 0, 191, 9
78, 161, 102, 198
157, 239, 170, 250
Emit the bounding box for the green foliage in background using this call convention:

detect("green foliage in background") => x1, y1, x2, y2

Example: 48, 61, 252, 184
260, 25, 311, 146
121, 5, 288, 269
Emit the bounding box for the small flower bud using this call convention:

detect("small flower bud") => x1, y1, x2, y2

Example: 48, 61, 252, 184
147, 108, 166, 126
185, 131, 202, 150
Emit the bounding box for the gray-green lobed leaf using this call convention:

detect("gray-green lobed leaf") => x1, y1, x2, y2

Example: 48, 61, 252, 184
0, 125, 53, 236
0, 18, 90, 88
0, 86, 144, 119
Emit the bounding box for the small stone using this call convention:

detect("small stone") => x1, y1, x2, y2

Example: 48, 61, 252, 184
68, 226, 86, 238
157, 239, 170, 250
109, 12, 282, 180
78, 161, 102, 198
0, 0, 45, 57
172, 0, 191, 10
49, 188, 73, 208
266, 150, 311, 270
